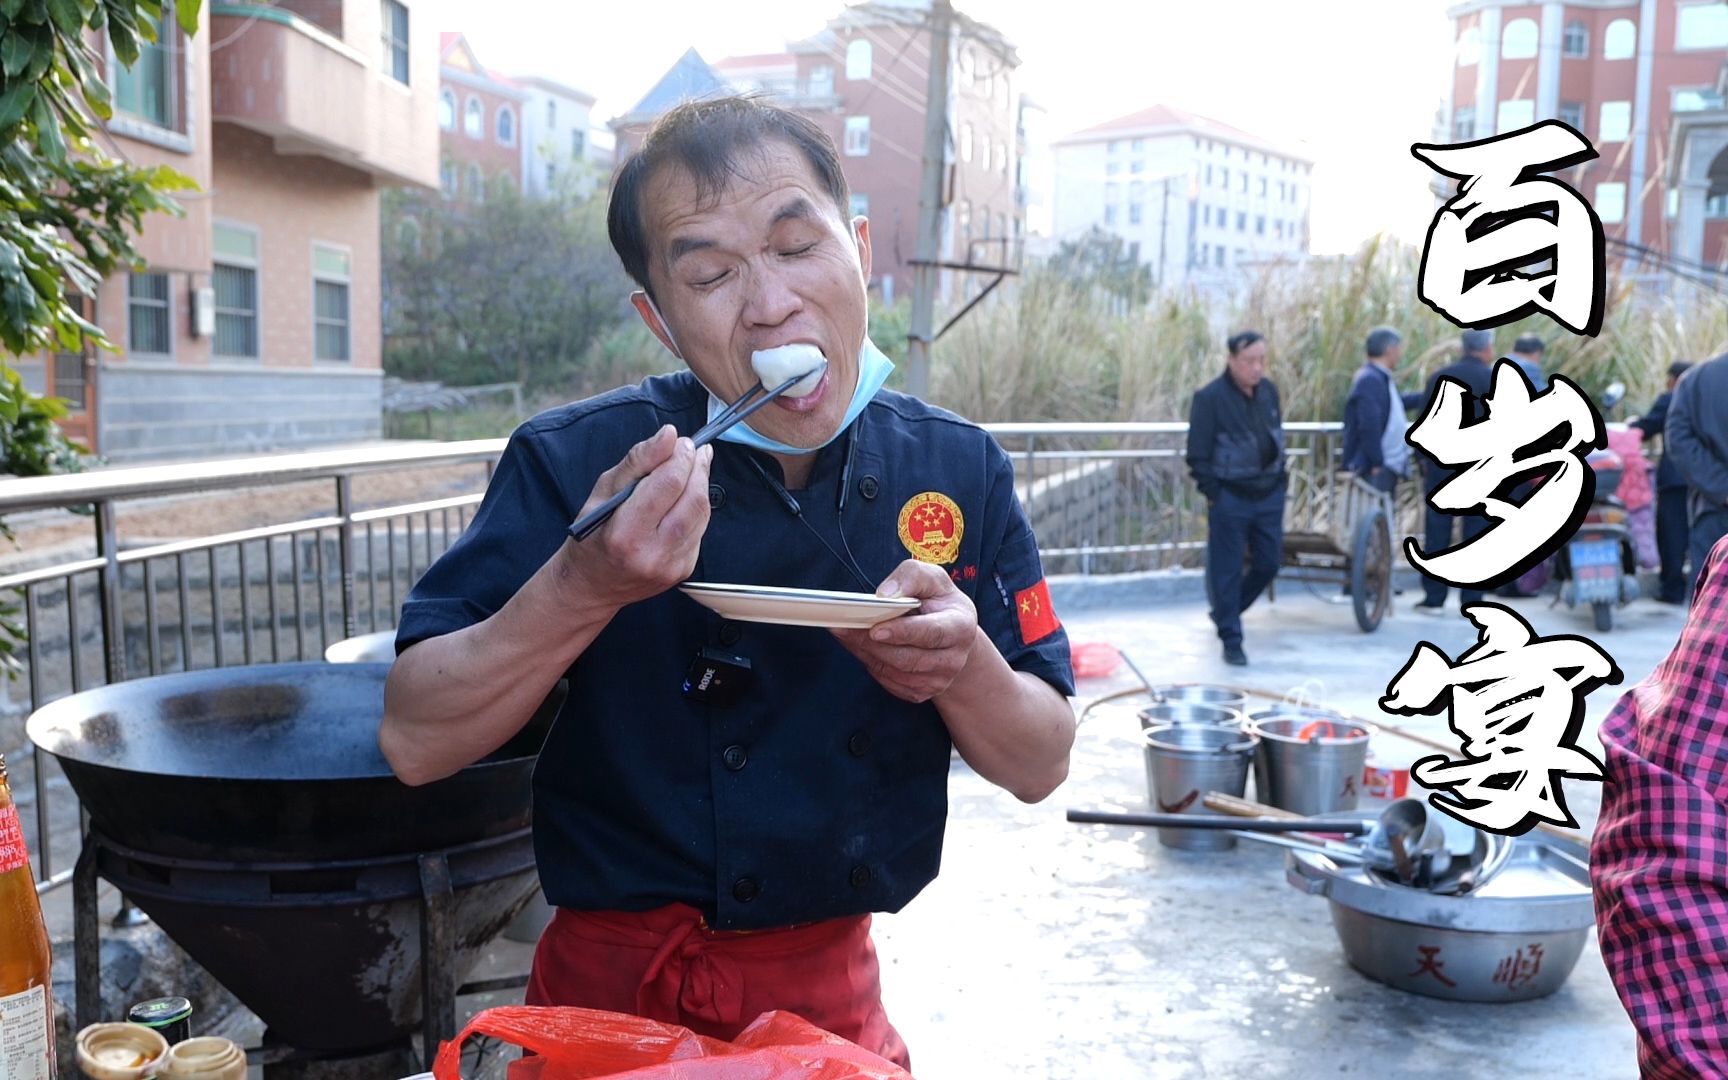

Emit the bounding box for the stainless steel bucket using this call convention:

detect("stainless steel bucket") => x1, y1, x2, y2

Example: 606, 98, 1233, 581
1148, 684, 1247, 711
1137, 702, 1244, 731
1249, 713, 1374, 816
1142, 724, 1259, 851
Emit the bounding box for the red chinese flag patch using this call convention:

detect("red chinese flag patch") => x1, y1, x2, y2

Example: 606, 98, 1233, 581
1014, 579, 1061, 644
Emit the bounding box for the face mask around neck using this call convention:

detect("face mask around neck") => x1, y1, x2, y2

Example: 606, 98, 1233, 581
706, 338, 894, 456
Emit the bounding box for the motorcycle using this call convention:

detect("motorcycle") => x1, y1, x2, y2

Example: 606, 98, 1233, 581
1551, 383, 1639, 632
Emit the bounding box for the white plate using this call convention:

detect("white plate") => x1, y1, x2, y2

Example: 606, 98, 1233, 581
679, 582, 919, 629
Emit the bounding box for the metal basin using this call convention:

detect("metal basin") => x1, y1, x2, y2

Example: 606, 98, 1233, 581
1286, 832, 1594, 1002
27, 662, 559, 1051
1148, 684, 1246, 711
1137, 702, 1244, 730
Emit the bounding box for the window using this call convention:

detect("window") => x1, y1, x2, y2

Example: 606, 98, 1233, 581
1104, 204, 1117, 226
1677, 2, 1728, 49
545, 161, 556, 189
1667, 188, 1678, 219
1502, 18, 1539, 59
128, 272, 171, 355
1559, 101, 1584, 131
380, 0, 409, 84
1457, 26, 1482, 65
1129, 181, 1144, 202
808, 64, 834, 98
1239, 172, 1247, 193
1256, 215, 1265, 235
1675, 88, 1726, 112
439, 90, 456, 131
1237, 211, 1247, 231
1599, 100, 1630, 142
1129, 203, 1142, 225
844, 116, 869, 156
1131, 160, 1144, 174
313, 246, 351, 362
1258, 177, 1267, 196
1498, 98, 1535, 133
1131, 138, 1143, 152
961, 123, 973, 162
464, 97, 483, 137
1604, 18, 1635, 60
466, 163, 484, 201
1594, 182, 1625, 223
1558, 19, 1588, 58
547, 100, 556, 127
212, 223, 259, 360
113, 8, 176, 128
440, 158, 456, 198
1205, 164, 1213, 184
846, 38, 872, 80
497, 106, 515, 145
1202, 206, 1210, 226
996, 143, 1007, 174
571, 128, 585, 158
1452, 105, 1474, 140
1220, 167, 1229, 189
849, 193, 869, 217
1707, 193, 1728, 218
1106, 182, 1119, 202
1214, 245, 1224, 267
1108, 140, 1119, 154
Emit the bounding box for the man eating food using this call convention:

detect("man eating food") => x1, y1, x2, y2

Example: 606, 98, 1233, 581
379, 94, 1076, 1069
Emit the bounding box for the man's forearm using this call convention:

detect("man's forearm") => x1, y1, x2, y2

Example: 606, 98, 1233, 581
934, 628, 1075, 803
381, 544, 619, 785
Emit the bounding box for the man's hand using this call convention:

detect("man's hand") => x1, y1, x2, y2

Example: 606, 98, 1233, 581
832, 559, 978, 703
559, 425, 713, 611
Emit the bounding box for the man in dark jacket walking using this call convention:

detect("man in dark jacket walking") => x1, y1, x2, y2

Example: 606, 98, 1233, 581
1666, 352, 1728, 600
1412, 329, 1497, 613
1187, 331, 1287, 666
1342, 327, 1414, 494
1631, 361, 1693, 604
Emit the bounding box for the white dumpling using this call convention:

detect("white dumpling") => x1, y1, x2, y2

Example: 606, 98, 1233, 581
751, 344, 827, 398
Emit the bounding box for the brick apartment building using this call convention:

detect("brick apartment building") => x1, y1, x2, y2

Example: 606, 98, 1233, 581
1051, 106, 1314, 288
610, 1, 1025, 306
437, 32, 525, 205
1442, 0, 1728, 271
21, 0, 439, 461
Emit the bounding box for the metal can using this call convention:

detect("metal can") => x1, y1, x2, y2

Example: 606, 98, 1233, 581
126, 996, 193, 1046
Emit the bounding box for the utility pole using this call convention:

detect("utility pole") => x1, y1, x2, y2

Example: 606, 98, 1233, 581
906, 0, 952, 400
1158, 176, 1169, 290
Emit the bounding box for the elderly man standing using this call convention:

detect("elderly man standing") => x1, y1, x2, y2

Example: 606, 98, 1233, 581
1666, 352, 1728, 600
1631, 361, 1694, 604
1411, 329, 1497, 614
1342, 327, 1412, 495
1187, 331, 1288, 667
378, 95, 1075, 1069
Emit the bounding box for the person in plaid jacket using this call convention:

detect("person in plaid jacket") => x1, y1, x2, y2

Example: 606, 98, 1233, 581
1593, 534, 1728, 1077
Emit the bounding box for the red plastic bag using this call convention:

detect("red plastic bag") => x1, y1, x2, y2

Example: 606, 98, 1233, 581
431, 1005, 913, 1080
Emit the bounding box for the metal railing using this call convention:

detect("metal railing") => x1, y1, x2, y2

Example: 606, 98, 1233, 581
1, 422, 1400, 895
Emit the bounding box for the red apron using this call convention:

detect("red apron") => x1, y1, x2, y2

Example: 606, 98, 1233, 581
525, 903, 912, 1072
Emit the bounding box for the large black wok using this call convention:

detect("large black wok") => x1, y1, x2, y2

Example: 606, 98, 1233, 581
27, 662, 562, 1053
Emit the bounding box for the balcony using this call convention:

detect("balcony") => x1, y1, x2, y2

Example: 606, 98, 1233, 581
209, 4, 437, 189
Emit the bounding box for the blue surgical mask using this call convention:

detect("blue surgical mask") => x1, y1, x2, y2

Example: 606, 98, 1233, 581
705, 337, 894, 456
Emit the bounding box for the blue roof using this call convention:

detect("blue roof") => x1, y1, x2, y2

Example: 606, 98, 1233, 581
625, 48, 731, 119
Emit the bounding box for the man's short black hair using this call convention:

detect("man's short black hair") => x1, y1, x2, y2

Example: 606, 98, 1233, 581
1227, 330, 1265, 356
1669, 360, 1694, 379
607, 94, 851, 300
1365, 327, 1402, 359
1513, 335, 1545, 355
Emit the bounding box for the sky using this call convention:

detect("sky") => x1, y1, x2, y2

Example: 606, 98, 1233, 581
458, 0, 1461, 255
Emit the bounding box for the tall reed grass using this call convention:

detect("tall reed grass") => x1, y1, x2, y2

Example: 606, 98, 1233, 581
928, 235, 1728, 425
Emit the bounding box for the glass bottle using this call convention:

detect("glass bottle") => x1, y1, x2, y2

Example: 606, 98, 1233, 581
0, 753, 56, 1080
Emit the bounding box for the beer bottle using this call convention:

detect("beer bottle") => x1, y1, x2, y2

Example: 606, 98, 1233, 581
0, 754, 56, 1079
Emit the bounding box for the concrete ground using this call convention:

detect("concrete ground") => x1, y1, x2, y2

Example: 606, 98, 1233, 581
35, 575, 1685, 1078
866, 577, 1684, 1079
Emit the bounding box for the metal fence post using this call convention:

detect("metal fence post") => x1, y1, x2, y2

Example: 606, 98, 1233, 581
336, 475, 357, 640
95, 499, 125, 686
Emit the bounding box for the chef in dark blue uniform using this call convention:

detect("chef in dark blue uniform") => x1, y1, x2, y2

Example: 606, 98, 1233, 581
379, 95, 1076, 1071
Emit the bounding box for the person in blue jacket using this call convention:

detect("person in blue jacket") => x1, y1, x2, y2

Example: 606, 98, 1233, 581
1341, 327, 1414, 494
376, 95, 1076, 1070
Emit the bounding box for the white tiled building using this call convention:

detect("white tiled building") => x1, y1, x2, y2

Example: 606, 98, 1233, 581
515, 75, 602, 199
1052, 105, 1313, 287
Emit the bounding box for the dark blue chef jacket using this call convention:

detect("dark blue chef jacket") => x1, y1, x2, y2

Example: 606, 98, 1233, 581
396, 370, 1074, 930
